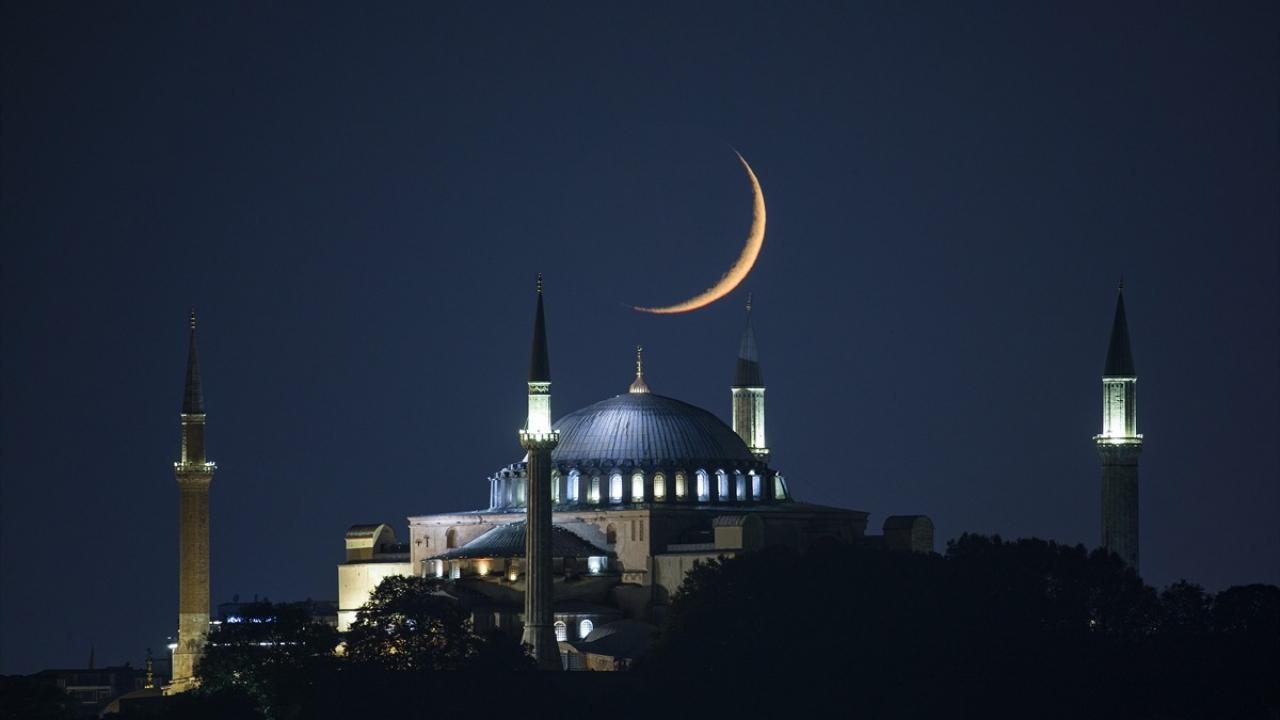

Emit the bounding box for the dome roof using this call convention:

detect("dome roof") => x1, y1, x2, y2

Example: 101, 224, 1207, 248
550, 393, 754, 467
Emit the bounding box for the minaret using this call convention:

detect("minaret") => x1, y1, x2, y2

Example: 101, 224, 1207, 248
171, 311, 215, 690
518, 275, 561, 670
732, 294, 768, 461
1094, 283, 1142, 571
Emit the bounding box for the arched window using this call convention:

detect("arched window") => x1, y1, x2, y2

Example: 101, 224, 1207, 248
675, 471, 687, 499
554, 621, 568, 642
589, 476, 601, 504
609, 473, 623, 502
631, 471, 644, 501
735, 472, 746, 501
568, 470, 580, 502
446, 528, 458, 549
696, 470, 710, 501
606, 524, 617, 545
751, 472, 762, 500
653, 473, 666, 500
551, 471, 560, 503
516, 478, 527, 505
578, 619, 594, 639
774, 473, 787, 500
717, 470, 729, 501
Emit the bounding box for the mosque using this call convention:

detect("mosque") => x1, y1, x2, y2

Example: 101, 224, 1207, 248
335, 281, 935, 661
165, 278, 1141, 679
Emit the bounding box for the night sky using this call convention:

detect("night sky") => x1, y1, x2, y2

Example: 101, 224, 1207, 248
2, 2, 1276, 674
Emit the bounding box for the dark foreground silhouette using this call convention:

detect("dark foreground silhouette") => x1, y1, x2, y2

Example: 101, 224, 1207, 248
20, 536, 1275, 719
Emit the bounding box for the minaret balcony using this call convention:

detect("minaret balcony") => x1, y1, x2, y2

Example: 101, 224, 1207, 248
1094, 434, 1143, 446
173, 461, 217, 471
519, 430, 560, 449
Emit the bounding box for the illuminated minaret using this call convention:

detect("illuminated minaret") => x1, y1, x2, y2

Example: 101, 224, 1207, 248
518, 275, 561, 670
171, 311, 215, 689
732, 295, 768, 461
1094, 283, 1142, 571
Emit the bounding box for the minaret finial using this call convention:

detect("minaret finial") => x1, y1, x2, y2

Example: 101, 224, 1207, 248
189, 309, 197, 330
1118, 275, 1124, 292
629, 344, 650, 394
536, 273, 543, 295
746, 292, 752, 313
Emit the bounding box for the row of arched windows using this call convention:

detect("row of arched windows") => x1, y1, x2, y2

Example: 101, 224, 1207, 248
553, 619, 593, 641
489, 467, 788, 509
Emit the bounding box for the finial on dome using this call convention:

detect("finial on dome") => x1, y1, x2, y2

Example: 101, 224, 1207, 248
629, 345, 650, 394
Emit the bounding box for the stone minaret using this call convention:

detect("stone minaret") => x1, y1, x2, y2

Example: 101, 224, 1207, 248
1094, 284, 1142, 571
171, 311, 215, 689
518, 275, 561, 670
732, 295, 768, 461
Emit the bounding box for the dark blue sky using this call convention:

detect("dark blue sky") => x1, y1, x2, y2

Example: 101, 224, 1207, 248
2, 2, 1276, 674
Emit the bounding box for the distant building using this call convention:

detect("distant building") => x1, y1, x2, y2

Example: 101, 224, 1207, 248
31, 662, 161, 718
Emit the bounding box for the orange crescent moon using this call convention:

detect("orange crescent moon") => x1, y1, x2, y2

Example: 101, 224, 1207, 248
633, 151, 766, 314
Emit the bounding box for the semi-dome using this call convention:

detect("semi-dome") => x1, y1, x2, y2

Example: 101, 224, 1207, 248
550, 393, 754, 467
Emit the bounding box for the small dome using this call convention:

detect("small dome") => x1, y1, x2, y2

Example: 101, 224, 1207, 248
551, 393, 754, 467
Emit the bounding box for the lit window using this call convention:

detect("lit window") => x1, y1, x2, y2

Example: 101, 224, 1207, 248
433, 560, 444, 578
774, 474, 787, 500
653, 473, 666, 500
735, 472, 746, 501
579, 619, 594, 639
631, 471, 644, 501
551, 471, 560, 503
717, 470, 729, 500
555, 621, 567, 642
751, 473, 762, 499
587, 556, 607, 574
589, 476, 601, 504
568, 471, 580, 502
449, 562, 461, 580
675, 472, 686, 499
696, 470, 709, 501
609, 473, 623, 502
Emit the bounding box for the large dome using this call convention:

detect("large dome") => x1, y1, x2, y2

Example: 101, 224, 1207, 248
550, 393, 754, 468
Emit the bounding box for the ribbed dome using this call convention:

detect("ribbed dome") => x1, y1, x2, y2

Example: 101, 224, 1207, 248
550, 393, 754, 466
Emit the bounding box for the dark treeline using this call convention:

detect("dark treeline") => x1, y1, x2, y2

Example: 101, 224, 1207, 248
85, 535, 1276, 719
650, 535, 1278, 718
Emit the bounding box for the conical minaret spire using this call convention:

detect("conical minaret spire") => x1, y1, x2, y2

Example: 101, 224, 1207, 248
183, 310, 204, 415
529, 274, 550, 384
1095, 282, 1143, 572
518, 274, 561, 670
171, 311, 215, 692
1103, 282, 1136, 378
732, 294, 768, 461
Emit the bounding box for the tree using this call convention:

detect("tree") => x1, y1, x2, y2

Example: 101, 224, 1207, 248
345, 575, 532, 671
194, 601, 339, 718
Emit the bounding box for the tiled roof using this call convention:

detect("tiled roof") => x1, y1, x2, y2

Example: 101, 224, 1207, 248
430, 521, 609, 561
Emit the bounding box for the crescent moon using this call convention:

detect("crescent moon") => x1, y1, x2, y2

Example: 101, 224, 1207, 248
633, 151, 766, 314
